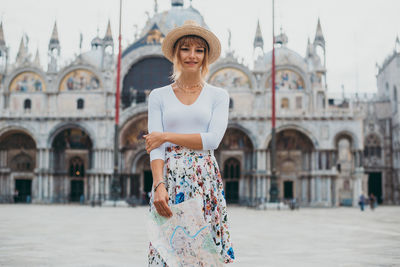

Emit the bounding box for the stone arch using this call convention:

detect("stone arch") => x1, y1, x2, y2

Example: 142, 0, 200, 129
0, 126, 39, 147
333, 130, 359, 150
219, 127, 255, 152
47, 122, 96, 149
0, 129, 38, 170
56, 65, 104, 92
119, 112, 148, 151
225, 123, 257, 149
125, 149, 151, 204
264, 124, 318, 150
5, 67, 47, 93
120, 47, 171, 109
261, 65, 311, 92
208, 63, 256, 89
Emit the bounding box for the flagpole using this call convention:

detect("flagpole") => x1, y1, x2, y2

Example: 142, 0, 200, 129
269, 0, 279, 203
111, 0, 123, 204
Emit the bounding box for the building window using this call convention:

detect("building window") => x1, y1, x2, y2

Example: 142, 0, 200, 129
394, 86, 398, 112
364, 134, 382, 158
24, 99, 31, 110
296, 96, 302, 109
386, 82, 389, 92
11, 153, 34, 172
224, 158, 241, 179
77, 98, 84, 109
281, 98, 289, 109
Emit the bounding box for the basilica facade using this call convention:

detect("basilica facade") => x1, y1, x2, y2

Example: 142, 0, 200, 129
0, 0, 398, 206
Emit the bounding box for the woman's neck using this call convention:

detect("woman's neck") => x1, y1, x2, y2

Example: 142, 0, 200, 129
177, 72, 203, 85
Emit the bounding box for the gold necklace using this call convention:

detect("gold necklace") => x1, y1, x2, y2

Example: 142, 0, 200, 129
176, 80, 204, 94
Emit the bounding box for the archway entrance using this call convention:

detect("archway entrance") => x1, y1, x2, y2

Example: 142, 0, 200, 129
223, 158, 240, 203
368, 172, 382, 204
70, 180, 84, 202
218, 128, 254, 204
14, 179, 32, 203
268, 129, 314, 202
51, 127, 92, 202
0, 130, 37, 203
283, 181, 294, 199
120, 115, 151, 204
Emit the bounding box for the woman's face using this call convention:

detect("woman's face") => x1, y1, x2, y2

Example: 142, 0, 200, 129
178, 43, 205, 73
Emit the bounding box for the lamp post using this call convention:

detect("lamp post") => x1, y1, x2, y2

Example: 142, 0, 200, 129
111, 0, 123, 204
269, 0, 279, 203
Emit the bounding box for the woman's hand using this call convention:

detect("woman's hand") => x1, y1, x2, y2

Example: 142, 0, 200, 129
144, 132, 166, 154
153, 183, 172, 218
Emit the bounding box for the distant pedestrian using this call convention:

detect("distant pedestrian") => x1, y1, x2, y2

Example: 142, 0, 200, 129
369, 193, 376, 210
358, 193, 365, 211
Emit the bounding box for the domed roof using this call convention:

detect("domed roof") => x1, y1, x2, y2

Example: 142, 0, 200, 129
140, 4, 208, 38
91, 36, 103, 47
255, 46, 307, 72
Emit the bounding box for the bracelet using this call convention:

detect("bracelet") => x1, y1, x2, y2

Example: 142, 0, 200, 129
153, 181, 166, 192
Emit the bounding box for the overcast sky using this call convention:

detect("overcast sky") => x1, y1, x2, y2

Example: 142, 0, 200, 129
1, 0, 399, 96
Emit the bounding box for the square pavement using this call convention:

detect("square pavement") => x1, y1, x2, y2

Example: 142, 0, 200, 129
0, 204, 399, 266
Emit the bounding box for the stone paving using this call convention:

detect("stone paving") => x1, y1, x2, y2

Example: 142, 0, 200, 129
0, 204, 399, 267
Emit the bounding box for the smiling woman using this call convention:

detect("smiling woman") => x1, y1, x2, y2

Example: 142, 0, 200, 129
144, 20, 235, 266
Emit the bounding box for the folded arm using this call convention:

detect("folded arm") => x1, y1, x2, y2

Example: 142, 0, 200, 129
145, 89, 230, 152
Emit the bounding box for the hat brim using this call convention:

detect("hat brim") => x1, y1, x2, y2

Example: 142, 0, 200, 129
162, 25, 221, 64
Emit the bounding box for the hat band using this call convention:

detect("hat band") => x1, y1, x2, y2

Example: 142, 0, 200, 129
172, 35, 210, 52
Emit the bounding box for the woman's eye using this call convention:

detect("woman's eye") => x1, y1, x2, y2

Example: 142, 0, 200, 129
196, 49, 204, 53
181, 47, 189, 51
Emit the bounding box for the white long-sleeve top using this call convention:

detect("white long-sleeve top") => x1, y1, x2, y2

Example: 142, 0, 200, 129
147, 83, 229, 162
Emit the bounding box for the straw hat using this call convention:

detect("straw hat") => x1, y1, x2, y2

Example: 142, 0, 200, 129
162, 20, 221, 64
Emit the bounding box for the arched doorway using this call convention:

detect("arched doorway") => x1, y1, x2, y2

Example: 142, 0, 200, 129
335, 133, 354, 206
268, 129, 314, 202
0, 131, 37, 203
364, 134, 383, 204
217, 128, 254, 204
120, 115, 151, 204
51, 127, 93, 202
223, 158, 240, 203
133, 153, 152, 205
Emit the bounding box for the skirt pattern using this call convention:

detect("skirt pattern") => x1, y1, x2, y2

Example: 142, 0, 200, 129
148, 145, 235, 266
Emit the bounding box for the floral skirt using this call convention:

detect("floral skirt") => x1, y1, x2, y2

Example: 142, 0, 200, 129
148, 145, 235, 266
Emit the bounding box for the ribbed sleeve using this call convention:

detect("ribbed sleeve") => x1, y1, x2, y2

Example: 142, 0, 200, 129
200, 89, 230, 150
147, 90, 166, 162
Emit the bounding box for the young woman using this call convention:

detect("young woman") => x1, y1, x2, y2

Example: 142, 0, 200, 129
144, 20, 235, 266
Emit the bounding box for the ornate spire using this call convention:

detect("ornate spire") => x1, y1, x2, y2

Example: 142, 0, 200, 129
50, 21, 59, 45
253, 20, 264, 50
34, 48, 41, 67
306, 37, 313, 57
16, 36, 28, 62
314, 18, 325, 48
154, 0, 159, 13
103, 20, 113, 42
0, 22, 5, 47
395, 35, 400, 53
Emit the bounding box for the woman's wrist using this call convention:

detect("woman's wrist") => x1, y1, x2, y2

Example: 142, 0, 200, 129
153, 180, 166, 192
163, 132, 169, 143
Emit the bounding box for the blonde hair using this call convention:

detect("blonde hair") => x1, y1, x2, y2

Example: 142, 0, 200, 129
170, 35, 209, 82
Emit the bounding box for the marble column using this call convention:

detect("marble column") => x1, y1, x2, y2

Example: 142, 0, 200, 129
316, 177, 321, 202
311, 177, 316, 203
301, 178, 307, 203
327, 178, 332, 206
